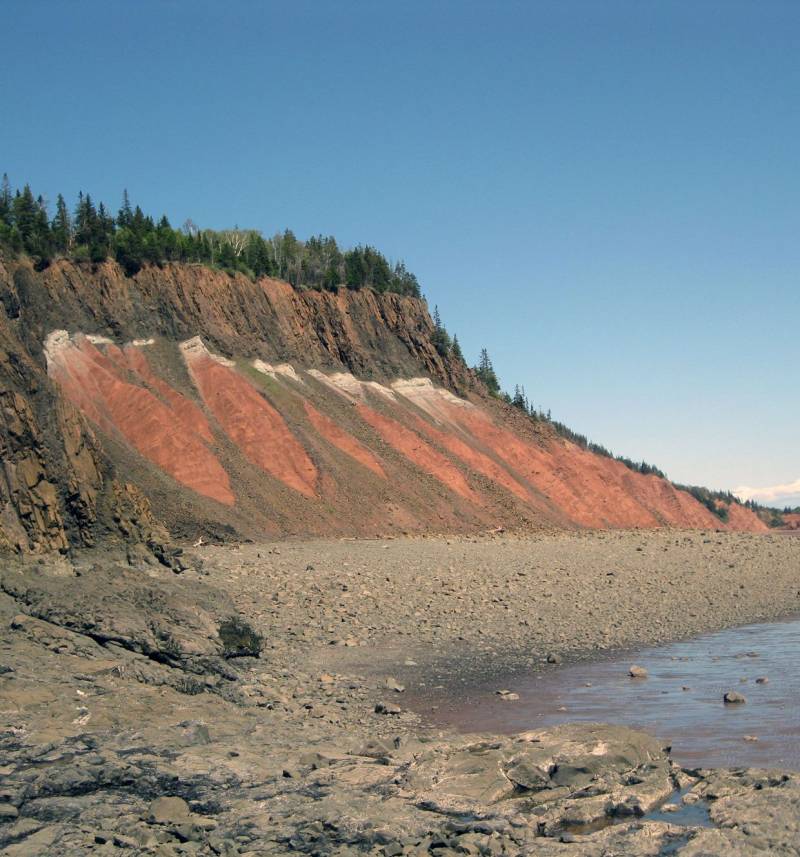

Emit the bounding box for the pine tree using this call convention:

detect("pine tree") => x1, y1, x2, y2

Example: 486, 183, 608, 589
12, 185, 38, 244
431, 305, 452, 357
51, 194, 72, 253
451, 334, 464, 361
117, 189, 133, 228
512, 384, 527, 410
0, 174, 11, 225
475, 348, 500, 394
74, 191, 93, 247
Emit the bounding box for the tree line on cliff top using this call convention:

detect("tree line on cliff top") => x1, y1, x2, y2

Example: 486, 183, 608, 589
0, 176, 420, 297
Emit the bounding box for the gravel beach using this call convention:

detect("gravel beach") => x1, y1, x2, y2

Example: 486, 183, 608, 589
202, 529, 800, 686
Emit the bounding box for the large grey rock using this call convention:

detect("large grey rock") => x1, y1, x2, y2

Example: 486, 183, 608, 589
147, 796, 190, 824
0, 565, 240, 680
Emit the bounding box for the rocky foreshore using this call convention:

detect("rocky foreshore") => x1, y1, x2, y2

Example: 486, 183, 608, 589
1, 530, 799, 856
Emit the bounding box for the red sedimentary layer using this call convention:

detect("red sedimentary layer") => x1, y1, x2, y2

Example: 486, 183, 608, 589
186, 354, 318, 498
356, 403, 480, 504
118, 345, 215, 443
47, 338, 234, 505
46, 333, 767, 534
444, 404, 767, 532
409, 414, 531, 503
303, 401, 385, 478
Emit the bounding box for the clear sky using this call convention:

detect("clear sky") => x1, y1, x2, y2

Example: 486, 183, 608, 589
4, 1, 799, 505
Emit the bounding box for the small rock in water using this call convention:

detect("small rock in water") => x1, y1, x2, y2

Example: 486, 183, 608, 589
661, 803, 679, 813
724, 691, 747, 704
629, 665, 648, 678
496, 689, 519, 701
546, 653, 563, 664
744, 735, 759, 742
755, 676, 769, 684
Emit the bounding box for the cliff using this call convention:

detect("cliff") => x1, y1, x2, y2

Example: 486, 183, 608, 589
0, 255, 767, 552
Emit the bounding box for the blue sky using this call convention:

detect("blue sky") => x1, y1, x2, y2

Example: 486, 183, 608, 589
4, 1, 799, 504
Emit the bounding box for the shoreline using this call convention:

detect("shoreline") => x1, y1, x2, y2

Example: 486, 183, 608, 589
401, 611, 800, 772
400, 607, 800, 711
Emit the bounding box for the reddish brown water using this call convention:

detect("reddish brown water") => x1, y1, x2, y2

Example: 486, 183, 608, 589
411, 617, 800, 770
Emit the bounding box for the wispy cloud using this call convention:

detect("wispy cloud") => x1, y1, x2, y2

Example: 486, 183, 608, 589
734, 477, 800, 506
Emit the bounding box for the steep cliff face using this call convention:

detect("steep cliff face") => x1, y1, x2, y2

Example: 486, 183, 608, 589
0, 261, 168, 553
11, 258, 468, 390
0, 255, 766, 551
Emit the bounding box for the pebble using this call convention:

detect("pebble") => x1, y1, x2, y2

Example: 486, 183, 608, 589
629, 665, 648, 678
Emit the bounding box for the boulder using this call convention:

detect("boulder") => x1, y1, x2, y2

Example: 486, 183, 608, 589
147, 796, 191, 825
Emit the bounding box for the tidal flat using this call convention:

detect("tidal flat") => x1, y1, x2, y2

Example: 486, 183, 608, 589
1, 530, 799, 855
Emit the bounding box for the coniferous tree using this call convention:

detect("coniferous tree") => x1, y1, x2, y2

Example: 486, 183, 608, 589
12, 185, 38, 245
117, 189, 133, 228
0, 174, 11, 225
431, 305, 452, 357
0, 175, 13, 249
51, 194, 72, 253
475, 348, 500, 394
451, 334, 464, 362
